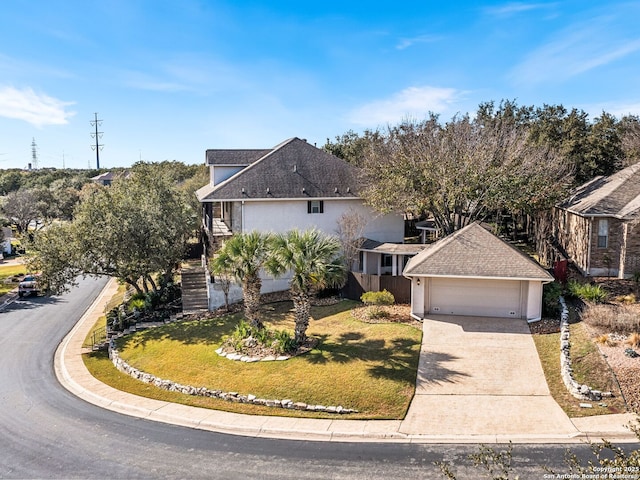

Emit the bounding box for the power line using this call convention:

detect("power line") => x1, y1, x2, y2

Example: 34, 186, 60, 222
90, 112, 104, 169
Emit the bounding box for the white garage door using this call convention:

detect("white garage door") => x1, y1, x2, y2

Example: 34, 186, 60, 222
429, 278, 522, 318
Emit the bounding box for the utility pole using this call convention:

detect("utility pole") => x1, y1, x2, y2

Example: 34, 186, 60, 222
31, 137, 38, 169
90, 112, 104, 169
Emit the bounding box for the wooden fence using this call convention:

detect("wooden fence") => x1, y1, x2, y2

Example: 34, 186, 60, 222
342, 272, 411, 304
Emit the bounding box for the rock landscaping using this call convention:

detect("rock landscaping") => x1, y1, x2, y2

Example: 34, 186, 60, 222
558, 297, 613, 402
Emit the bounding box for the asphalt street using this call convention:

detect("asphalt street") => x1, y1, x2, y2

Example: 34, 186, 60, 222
0, 276, 629, 479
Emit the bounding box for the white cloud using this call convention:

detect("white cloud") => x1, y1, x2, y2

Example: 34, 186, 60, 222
0, 86, 75, 127
348, 86, 463, 126
396, 34, 441, 50
484, 2, 556, 17
510, 14, 640, 86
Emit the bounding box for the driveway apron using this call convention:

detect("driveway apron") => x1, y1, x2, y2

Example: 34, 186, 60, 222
400, 315, 580, 437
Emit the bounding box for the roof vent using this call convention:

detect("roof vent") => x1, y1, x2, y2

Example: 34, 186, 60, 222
347, 187, 351, 193
334, 187, 338, 193
241, 187, 245, 194
293, 164, 297, 172
302, 187, 306, 194
266, 187, 270, 194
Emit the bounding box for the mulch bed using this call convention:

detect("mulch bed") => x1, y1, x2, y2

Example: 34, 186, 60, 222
351, 304, 422, 328
528, 317, 561, 335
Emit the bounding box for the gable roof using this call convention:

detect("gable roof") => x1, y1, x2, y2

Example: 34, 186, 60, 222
559, 162, 640, 219
403, 222, 553, 281
197, 137, 361, 202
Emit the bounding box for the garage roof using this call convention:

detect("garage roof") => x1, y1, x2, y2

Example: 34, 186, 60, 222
403, 222, 553, 281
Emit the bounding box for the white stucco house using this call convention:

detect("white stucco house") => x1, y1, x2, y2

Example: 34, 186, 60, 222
403, 222, 553, 321
196, 137, 408, 307
1, 226, 12, 255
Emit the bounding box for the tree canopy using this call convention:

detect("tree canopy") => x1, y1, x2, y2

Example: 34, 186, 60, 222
27, 162, 196, 294
324, 100, 640, 236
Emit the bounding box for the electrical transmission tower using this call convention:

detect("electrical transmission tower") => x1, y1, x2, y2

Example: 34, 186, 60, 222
90, 112, 104, 169
31, 137, 38, 169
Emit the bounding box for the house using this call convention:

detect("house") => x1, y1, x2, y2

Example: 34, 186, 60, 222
90, 171, 129, 186
196, 137, 406, 303
553, 162, 640, 278
403, 222, 553, 321
1, 226, 12, 255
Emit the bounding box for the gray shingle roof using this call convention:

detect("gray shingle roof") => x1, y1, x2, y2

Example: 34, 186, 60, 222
360, 239, 427, 255
559, 162, 640, 219
205, 149, 271, 166
403, 222, 553, 281
198, 137, 361, 201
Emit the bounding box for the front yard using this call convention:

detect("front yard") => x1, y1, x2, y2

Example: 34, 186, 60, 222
84, 300, 422, 419
531, 278, 640, 417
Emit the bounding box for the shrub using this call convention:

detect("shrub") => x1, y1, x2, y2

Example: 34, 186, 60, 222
594, 334, 617, 347
567, 280, 607, 303
542, 281, 562, 317
626, 332, 640, 349
615, 293, 637, 305
128, 298, 146, 312
271, 329, 297, 354
225, 320, 297, 355
360, 289, 395, 306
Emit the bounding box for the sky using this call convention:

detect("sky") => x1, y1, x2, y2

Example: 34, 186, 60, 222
1, 1, 640, 170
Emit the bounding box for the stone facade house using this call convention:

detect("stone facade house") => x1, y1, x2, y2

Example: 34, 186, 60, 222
554, 162, 640, 278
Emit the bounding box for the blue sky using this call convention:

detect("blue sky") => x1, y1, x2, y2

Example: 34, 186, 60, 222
1, 1, 640, 170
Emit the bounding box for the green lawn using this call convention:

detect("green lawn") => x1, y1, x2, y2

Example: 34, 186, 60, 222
84, 300, 422, 419
0, 264, 26, 296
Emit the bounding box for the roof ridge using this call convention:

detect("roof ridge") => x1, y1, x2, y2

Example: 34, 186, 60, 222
209, 138, 298, 194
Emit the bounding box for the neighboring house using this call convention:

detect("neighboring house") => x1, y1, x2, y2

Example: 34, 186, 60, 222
553, 162, 640, 278
196, 137, 406, 305
404, 222, 553, 321
1, 226, 12, 255
91, 171, 129, 186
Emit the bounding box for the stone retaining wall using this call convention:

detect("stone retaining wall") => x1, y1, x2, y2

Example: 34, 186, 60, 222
559, 296, 612, 402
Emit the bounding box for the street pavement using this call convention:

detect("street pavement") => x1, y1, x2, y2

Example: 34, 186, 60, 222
56, 278, 639, 444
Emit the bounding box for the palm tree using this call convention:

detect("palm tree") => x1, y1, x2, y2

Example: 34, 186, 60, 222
267, 229, 346, 344
210, 231, 271, 329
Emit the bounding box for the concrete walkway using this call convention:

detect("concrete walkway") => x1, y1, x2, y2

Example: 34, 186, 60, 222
55, 279, 639, 444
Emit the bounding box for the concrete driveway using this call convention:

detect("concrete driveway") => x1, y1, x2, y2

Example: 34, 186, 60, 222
399, 315, 580, 438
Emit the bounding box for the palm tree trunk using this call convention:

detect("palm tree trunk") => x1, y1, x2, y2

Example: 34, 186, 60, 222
243, 276, 264, 330
292, 291, 311, 344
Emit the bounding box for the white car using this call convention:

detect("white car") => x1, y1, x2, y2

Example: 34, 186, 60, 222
18, 275, 39, 297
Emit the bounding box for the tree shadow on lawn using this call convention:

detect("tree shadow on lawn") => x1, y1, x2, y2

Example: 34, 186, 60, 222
118, 313, 241, 350
305, 331, 420, 380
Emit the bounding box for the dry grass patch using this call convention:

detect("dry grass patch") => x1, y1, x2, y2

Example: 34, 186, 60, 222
581, 303, 640, 335
532, 321, 626, 417
85, 300, 422, 419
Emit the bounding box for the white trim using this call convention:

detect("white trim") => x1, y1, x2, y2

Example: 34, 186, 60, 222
404, 273, 553, 283
201, 196, 362, 203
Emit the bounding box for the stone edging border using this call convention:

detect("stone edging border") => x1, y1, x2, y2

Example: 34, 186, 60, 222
108, 330, 358, 415
559, 296, 612, 402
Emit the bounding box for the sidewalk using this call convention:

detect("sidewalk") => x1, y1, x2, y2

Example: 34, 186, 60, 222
55, 278, 639, 444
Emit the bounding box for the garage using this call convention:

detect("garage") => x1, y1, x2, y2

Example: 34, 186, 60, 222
428, 277, 523, 318
403, 222, 553, 321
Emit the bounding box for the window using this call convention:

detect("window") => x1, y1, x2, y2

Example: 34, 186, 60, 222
381, 254, 393, 268
307, 200, 324, 214
597, 219, 608, 248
